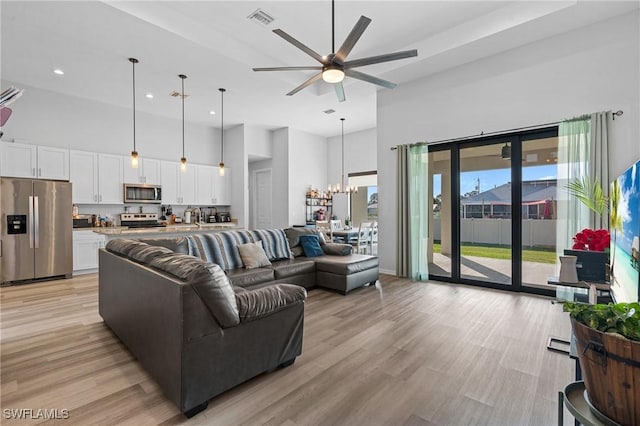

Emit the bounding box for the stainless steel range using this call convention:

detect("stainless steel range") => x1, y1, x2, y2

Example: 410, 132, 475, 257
120, 213, 166, 228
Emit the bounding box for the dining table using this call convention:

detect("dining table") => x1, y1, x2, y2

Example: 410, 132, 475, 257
331, 228, 359, 243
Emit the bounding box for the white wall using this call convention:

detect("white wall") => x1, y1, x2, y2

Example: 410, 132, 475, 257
1, 81, 219, 163
288, 128, 328, 226
327, 127, 377, 220
377, 12, 640, 275
226, 124, 247, 228
245, 125, 273, 160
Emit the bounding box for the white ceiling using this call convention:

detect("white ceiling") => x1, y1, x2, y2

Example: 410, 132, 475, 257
2, 1, 638, 138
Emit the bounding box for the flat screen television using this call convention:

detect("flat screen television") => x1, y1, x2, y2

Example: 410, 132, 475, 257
610, 159, 640, 303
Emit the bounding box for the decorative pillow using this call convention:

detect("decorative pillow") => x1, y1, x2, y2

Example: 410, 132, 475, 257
249, 229, 294, 261
299, 235, 324, 258
237, 241, 272, 269
284, 227, 326, 248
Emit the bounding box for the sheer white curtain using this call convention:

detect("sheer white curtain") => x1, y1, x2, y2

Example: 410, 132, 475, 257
556, 111, 612, 259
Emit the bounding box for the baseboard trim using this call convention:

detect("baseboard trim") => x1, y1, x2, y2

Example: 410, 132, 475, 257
380, 268, 396, 276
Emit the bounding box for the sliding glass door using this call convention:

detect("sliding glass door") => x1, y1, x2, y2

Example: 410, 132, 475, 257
427, 127, 558, 295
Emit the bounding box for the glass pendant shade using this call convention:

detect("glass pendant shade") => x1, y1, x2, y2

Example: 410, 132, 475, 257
219, 162, 225, 176
130, 150, 139, 168
180, 156, 187, 172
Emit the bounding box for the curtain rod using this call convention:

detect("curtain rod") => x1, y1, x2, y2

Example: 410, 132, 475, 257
389, 110, 623, 151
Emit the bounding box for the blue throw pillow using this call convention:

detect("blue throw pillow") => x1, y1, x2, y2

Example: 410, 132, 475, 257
299, 235, 324, 257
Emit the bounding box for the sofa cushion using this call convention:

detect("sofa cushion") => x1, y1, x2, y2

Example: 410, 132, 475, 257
314, 254, 379, 275
225, 267, 275, 288
290, 246, 305, 258
237, 241, 272, 269
106, 239, 150, 257
149, 253, 240, 328
236, 284, 307, 323
270, 258, 316, 280
128, 244, 175, 264
299, 235, 324, 257
139, 237, 189, 254
322, 243, 352, 256
249, 229, 294, 261
187, 231, 253, 271
284, 227, 325, 248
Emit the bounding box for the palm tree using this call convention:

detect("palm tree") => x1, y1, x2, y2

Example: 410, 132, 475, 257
609, 179, 623, 275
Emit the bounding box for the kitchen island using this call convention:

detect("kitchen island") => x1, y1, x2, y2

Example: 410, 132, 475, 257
92, 223, 241, 240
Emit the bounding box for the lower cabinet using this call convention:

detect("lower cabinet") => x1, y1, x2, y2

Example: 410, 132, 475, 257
72, 230, 105, 274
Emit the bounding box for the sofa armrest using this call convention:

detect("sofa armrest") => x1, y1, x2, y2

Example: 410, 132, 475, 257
322, 243, 352, 256
236, 284, 307, 323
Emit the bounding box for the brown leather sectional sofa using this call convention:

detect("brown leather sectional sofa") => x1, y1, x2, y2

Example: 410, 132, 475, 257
98, 227, 379, 417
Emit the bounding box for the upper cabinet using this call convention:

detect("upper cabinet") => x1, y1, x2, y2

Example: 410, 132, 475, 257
1, 142, 69, 180
195, 165, 232, 206
160, 161, 196, 205
123, 157, 161, 185
69, 151, 123, 204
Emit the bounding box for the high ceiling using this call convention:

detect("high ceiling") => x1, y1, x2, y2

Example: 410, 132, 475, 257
2, 1, 637, 138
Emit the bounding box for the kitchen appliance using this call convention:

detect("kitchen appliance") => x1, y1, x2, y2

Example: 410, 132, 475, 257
1, 177, 72, 285
73, 215, 93, 228
123, 183, 162, 204
120, 213, 166, 228
216, 212, 231, 223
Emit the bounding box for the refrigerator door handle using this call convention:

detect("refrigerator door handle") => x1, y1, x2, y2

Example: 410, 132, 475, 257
34, 196, 40, 248
28, 196, 34, 248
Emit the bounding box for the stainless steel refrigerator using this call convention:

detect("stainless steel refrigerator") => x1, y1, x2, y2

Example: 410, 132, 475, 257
1, 178, 72, 284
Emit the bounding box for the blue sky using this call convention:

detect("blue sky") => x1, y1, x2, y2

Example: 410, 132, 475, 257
432, 164, 558, 196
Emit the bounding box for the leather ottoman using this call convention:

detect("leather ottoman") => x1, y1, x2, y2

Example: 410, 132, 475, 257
313, 254, 379, 294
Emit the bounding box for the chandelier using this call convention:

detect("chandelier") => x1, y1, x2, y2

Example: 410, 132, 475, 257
329, 118, 358, 194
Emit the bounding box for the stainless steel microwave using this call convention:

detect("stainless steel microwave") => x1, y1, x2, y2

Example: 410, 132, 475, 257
123, 184, 162, 204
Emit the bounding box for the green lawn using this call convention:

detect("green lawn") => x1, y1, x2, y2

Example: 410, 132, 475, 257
433, 243, 556, 264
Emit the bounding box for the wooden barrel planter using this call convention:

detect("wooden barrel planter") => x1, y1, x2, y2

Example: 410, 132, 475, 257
571, 316, 640, 425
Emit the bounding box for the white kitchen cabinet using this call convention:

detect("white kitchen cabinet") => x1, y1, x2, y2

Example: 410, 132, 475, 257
160, 160, 196, 205
72, 230, 105, 274
123, 157, 161, 185
1, 142, 69, 180
213, 167, 231, 205
69, 150, 123, 204
195, 165, 231, 206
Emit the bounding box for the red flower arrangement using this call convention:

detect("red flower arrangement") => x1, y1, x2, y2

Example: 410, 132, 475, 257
572, 228, 610, 252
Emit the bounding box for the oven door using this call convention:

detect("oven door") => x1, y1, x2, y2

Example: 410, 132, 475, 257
124, 184, 162, 204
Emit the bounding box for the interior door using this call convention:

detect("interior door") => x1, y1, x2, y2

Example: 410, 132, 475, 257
254, 169, 272, 229
33, 180, 72, 279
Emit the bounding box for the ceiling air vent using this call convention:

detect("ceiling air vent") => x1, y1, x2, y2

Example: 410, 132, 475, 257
170, 91, 189, 99
323, 109, 336, 115
247, 9, 275, 26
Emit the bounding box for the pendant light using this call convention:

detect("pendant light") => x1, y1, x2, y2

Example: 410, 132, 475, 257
219, 88, 226, 176
179, 74, 187, 172
330, 118, 357, 194
501, 142, 511, 160
129, 58, 139, 168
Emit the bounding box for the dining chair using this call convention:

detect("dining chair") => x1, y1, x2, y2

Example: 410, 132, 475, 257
315, 220, 332, 243
370, 221, 378, 255
329, 219, 344, 242
349, 222, 372, 254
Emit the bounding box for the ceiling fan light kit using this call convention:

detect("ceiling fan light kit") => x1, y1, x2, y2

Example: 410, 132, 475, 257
253, 0, 418, 102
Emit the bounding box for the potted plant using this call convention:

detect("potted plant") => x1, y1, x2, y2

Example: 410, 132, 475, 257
563, 301, 640, 425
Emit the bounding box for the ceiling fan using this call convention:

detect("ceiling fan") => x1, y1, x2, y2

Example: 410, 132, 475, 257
252, 0, 418, 102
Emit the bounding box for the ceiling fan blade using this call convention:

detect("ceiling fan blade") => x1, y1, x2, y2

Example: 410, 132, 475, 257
344, 49, 418, 69
273, 29, 326, 64
286, 72, 323, 96
253, 66, 323, 72
345, 69, 397, 89
334, 16, 372, 65
334, 82, 346, 103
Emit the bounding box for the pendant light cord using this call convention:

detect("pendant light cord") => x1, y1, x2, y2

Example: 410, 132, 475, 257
331, 0, 335, 53
341, 117, 345, 188
220, 88, 226, 163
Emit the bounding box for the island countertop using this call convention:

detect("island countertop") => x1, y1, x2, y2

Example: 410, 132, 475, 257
91, 223, 241, 238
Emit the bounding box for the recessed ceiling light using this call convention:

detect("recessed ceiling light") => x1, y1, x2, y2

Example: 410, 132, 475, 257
209, 110, 216, 115
53, 68, 64, 75
145, 93, 154, 99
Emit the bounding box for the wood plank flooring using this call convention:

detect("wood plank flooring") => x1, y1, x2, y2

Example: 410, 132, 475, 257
1, 274, 575, 425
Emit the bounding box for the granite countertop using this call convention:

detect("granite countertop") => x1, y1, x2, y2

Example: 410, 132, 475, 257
90, 223, 240, 236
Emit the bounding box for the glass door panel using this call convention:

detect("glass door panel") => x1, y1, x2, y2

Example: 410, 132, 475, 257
521, 136, 560, 290
428, 150, 451, 277
459, 142, 512, 285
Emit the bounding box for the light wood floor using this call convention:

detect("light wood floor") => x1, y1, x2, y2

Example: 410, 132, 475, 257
1, 274, 575, 425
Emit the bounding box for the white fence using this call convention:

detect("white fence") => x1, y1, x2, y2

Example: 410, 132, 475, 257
432, 218, 556, 248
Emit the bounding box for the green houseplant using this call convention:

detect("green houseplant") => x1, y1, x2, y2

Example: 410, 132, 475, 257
562, 301, 640, 424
